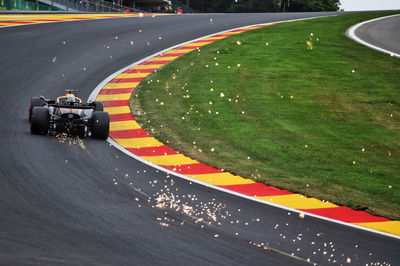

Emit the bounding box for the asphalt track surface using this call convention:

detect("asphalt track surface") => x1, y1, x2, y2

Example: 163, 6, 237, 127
0, 13, 399, 265
354, 14, 400, 54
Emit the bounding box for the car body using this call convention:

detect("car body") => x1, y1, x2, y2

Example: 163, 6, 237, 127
29, 90, 109, 139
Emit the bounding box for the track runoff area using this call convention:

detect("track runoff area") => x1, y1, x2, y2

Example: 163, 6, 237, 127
90, 17, 400, 239
0, 13, 170, 28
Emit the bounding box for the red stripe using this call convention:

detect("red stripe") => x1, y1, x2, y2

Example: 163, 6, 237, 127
174, 46, 197, 50
140, 60, 171, 65
109, 77, 144, 83
110, 113, 134, 122
158, 53, 186, 57
99, 88, 134, 95
161, 163, 222, 175
0, 21, 33, 24
219, 183, 293, 197
300, 207, 391, 223
68, 17, 92, 20
110, 129, 149, 138
124, 69, 155, 74
126, 145, 178, 156
102, 100, 129, 107
196, 38, 221, 42
34, 19, 60, 22
159, 53, 186, 57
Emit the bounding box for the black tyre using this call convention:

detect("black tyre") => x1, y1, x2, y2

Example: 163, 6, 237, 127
29, 97, 45, 122
91, 111, 109, 139
30, 107, 49, 135
90, 101, 104, 112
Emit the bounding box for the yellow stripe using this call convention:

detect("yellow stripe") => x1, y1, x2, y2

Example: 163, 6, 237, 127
187, 173, 254, 186
148, 56, 179, 61
183, 42, 212, 47
202, 36, 226, 40
141, 154, 198, 165
96, 93, 131, 101
103, 82, 139, 89
132, 64, 164, 70
245, 26, 265, 29
110, 120, 140, 131
114, 137, 163, 148
256, 194, 337, 209
116, 73, 150, 78
164, 49, 195, 54
353, 221, 400, 236
104, 106, 131, 115
219, 32, 239, 35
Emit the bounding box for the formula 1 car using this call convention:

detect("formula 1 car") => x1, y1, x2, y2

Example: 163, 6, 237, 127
29, 89, 109, 139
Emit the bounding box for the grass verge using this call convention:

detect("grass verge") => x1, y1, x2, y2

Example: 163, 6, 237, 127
132, 11, 400, 219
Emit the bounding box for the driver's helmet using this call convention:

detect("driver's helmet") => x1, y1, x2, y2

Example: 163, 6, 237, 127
57, 93, 82, 104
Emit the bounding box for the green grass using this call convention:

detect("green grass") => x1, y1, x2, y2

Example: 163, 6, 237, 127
131, 11, 400, 219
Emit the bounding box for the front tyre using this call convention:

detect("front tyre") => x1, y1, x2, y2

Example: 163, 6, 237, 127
30, 107, 49, 135
91, 111, 109, 139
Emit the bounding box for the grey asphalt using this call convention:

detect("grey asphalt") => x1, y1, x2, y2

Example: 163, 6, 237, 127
354, 14, 400, 54
0, 13, 399, 265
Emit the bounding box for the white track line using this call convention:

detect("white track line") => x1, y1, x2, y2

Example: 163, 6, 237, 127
346, 14, 400, 58
89, 16, 400, 240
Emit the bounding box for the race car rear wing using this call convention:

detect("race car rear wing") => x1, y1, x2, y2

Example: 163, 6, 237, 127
49, 103, 95, 110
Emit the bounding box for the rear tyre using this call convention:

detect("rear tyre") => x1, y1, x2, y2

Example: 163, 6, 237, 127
90, 101, 104, 112
30, 107, 49, 135
91, 111, 109, 139
29, 97, 45, 122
